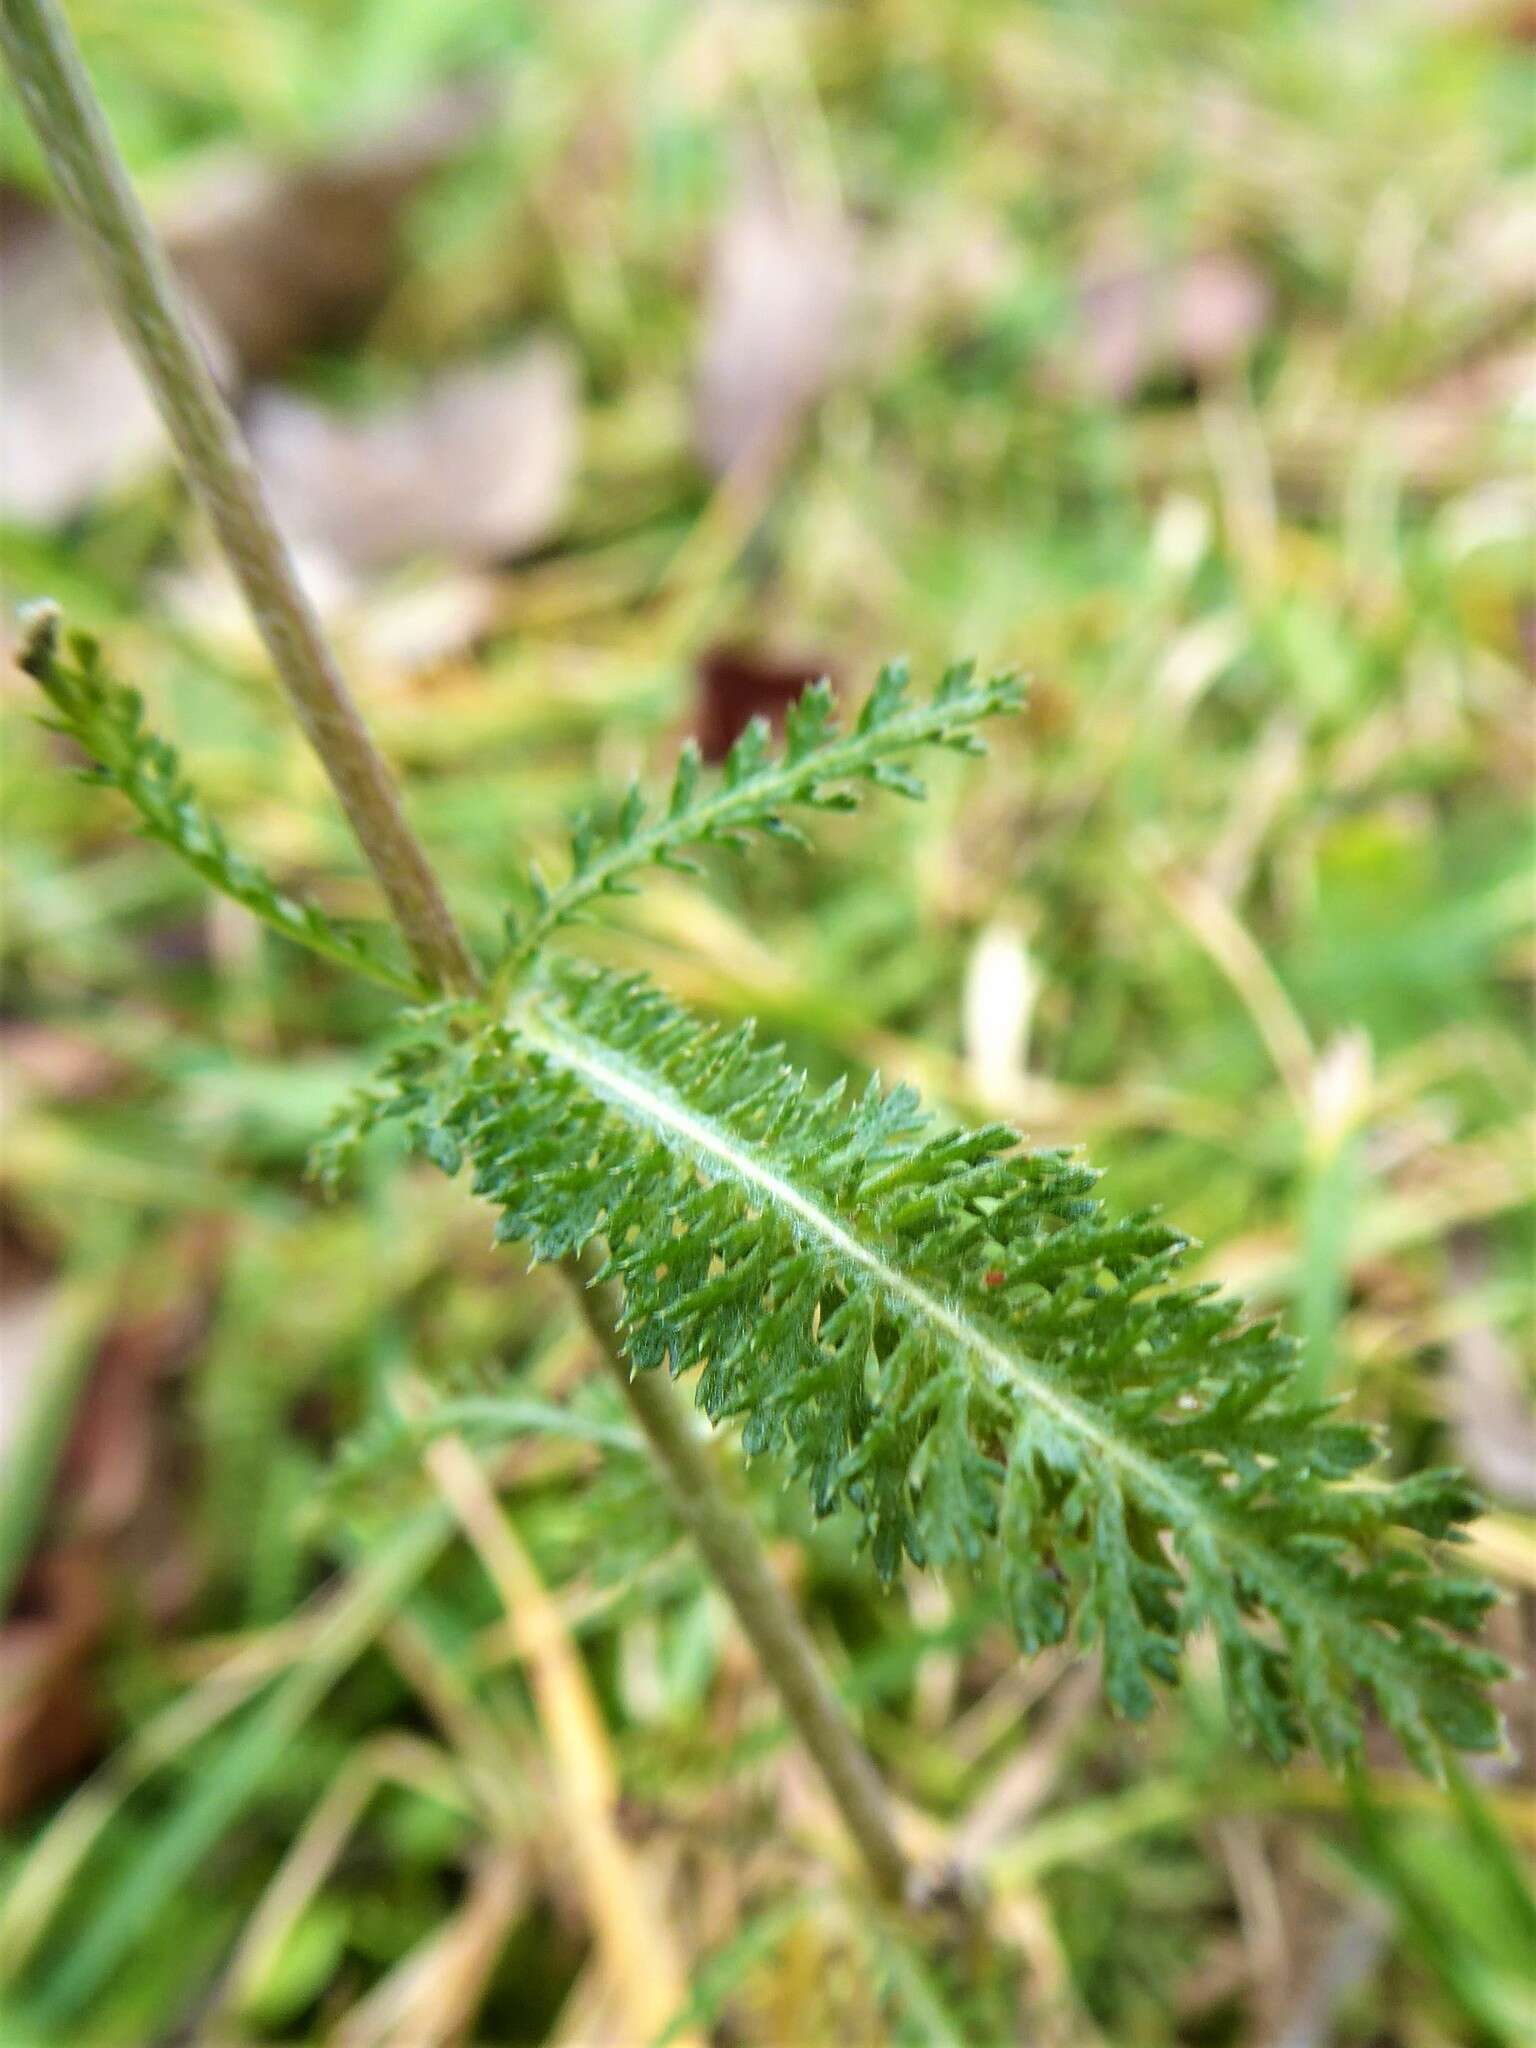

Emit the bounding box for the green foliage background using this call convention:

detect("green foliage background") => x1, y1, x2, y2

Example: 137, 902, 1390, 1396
1, 2, 1531, 2042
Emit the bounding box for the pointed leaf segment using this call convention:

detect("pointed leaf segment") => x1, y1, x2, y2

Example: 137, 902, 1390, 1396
20, 606, 423, 996
498, 660, 1023, 972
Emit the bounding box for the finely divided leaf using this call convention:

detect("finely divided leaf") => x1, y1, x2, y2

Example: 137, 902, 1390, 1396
19, 605, 422, 996
501, 660, 1023, 961
28, 601, 1502, 1776
414, 962, 1503, 1772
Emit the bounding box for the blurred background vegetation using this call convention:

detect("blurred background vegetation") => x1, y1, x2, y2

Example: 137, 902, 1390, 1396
1, 1, 1532, 2042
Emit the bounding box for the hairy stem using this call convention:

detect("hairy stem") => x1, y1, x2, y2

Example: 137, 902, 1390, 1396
0, 0, 476, 998
567, 1254, 911, 1899
3, 0, 915, 1903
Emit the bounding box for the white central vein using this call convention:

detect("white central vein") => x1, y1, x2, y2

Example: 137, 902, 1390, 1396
507, 992, 1414, 1682
514, 1000, 1173, 1498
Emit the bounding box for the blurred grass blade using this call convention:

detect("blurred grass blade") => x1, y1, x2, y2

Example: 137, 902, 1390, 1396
0, 1619, 311, 1979
1443, 1761, 1536, 1957
648, 1895, 822, 2048
415, 1405, 696, 2046
864, 1913, 972, 2048
19, 1512, 450, 2026
1345, 1770, 1536, 2044
0, 1217, 134, 1619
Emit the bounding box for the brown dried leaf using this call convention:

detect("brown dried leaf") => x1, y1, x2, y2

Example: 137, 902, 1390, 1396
0, 1282, 56, 1480
0, 1547, 107, 1822
1448, 1233, 1536, 1509
59, 1220, 225, 1548
61, 1305, 186, 1537
0, 86, 489, 528
247, 341, 578, 575
0, 188, 232, 525
162, 84, 493, 377
693, 644, 836, 762
694, 150, 856, 476
1067, 250, 1273, 402
0, 1023, 121, 1105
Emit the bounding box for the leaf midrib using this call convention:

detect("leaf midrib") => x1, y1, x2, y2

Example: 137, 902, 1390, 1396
509, 985, 1422, 1709
513, 683, 1009, 956
514, 997, 1129, 1454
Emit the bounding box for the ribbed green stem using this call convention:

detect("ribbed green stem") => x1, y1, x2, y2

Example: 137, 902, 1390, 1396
0, 0, 476, 997
2, 0, 914, 1905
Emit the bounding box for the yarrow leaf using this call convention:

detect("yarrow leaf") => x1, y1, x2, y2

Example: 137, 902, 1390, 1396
18, 604, 422, 996
389, 961, 1504, 1774
498, 659, 1023, 964
23, 606, 1503, 1779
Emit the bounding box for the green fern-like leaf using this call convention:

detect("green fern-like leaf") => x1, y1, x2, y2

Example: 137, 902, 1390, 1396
19, 604, 422, 996
500, 660, 1022, 964
401, 961, 1503, 1773
24, 606, 1502, 1776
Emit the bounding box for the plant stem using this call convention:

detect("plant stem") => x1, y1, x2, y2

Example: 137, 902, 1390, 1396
570, 1255, 912, 1900
0, 0, 476, 999
4, 0, 915, 1905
